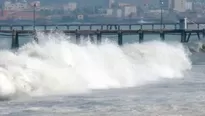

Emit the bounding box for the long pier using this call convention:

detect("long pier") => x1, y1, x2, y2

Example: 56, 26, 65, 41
1, 29, 204, 49
0, 22, 205, 30
1, 20, 205, 49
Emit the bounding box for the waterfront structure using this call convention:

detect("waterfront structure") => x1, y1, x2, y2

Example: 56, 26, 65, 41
77, 15, 84, 20
118, 3, 131, 7
109, 0, 115, 8
123, 5, 137, 17
172, 0, 187, 12
116, 9, 122, 18
160, 0, 172, 10
3, 28, 204, 49
4, 0, 28, 11
30, 1, 40, 8
185, 2, 193, 10
63, 2, 77, 11
106, 9, 113, 16
0, 20, 205, 49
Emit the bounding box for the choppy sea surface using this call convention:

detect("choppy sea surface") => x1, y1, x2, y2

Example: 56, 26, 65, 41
0, 25, 205, 116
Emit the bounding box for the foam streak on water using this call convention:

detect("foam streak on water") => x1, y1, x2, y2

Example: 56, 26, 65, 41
0, 32, 191, 99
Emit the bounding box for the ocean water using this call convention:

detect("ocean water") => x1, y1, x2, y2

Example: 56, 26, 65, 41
0, 28, 205, 116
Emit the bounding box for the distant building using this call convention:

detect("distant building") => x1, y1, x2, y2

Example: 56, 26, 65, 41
77, 14, 84, 20
172, 0, 187, 12
4, 0, 28, 11
112, 9, 122, 18
63, 2, 77, 11
192, 2, 203, 12
185, 2, 193, 10
160, 0, 172, 10
116, 9, 122, 18
108, 0, 115, 8
0, 10, 9, 20
106, 9, 113, 16
30, 1, 40, 7
118, 3, 131, 8
123, 5, 137, 17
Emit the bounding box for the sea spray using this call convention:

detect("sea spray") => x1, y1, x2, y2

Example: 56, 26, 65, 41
0, 32, 192, 99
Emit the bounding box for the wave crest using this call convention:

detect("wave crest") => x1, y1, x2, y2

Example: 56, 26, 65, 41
0, 33, 192, 99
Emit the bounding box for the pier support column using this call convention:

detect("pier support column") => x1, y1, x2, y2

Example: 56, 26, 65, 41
203, 29, 205, 38
34, 30, 38, 43
44, 26, 47, 30
152, 24, 154, 30
160, 31, 165, 41
109, 25, 112, 30
115, 25, 118, 30
140, 25, 143, 29
106, 25, 109, 30
179, 18, 188, 42
197, 32, 201, 40
101, 25, 103, 30
129, 25, 131, 30
118, 25, 120, 30
89, 34, 94, 43
75, 30, 80, 44
186, 33, 191, 42
174, 24, 177, 29
66, 26, 69, 30
55, 26, 58, 31
96, 30, 102, 45
21, 26, 24, 30
11, 30, 19, 49
163, 24, 165, 29
181, 30, 186, 43
139, 31, 144, 43
10, 26, 13, 30
118, 31, 123, 46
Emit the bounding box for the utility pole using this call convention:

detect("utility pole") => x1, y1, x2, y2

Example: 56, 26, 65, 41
33, 3, 36, 30
160, 0, 163, 29
33, 3, 38, 43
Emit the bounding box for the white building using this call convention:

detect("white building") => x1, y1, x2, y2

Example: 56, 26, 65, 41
161, 0, 173, 10
30, 1, 41, 7
185, 2, 193, 10
64, 2, 77, 11
173, 0, 187, 12
4, 0, 28, 11
109, 0, 115, 8
106, 9, 113, 16
116, 9, 122, 18
112, 9, 122, 18
118, 3, 131, 8
123, 5, 137, 17
77, 14, 84, 20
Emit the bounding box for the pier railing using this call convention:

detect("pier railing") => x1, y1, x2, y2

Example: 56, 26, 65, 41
1, 22, 205, 30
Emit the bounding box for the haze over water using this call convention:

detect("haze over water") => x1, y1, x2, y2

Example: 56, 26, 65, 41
0, 27, 205, 115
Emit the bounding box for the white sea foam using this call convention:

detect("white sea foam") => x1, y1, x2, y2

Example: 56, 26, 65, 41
0, 32, 192, 99
186, 41, 205, 53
